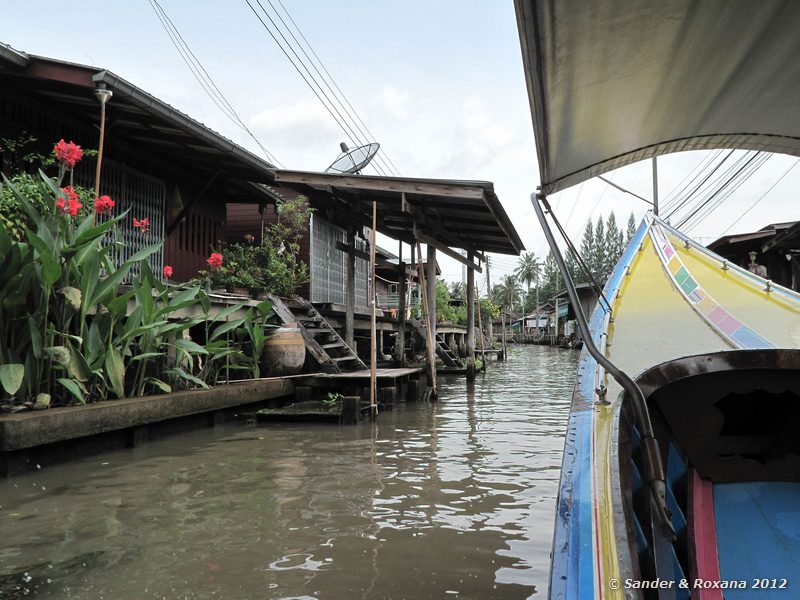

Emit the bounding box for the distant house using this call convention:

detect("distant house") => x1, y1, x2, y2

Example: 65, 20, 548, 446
552, 282, 597, 335
707, 221, 800, 291
0, 41, 276, 282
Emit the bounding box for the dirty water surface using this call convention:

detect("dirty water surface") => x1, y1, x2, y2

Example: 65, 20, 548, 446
0, 345, 577, 599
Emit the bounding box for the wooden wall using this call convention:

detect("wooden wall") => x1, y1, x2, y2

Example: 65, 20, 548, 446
164, 198, 226, 282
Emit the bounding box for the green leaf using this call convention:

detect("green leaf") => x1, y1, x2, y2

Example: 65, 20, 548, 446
146, 377, 172, 394
26, 230, 61, 285
33, 393, 51, 410
85, 320, 105, 368
256, 299, 273, 317
166, 367, 209, 389
211, 302, 246, 323
0, 363, 25, 395
28, 317, 42, 359
105, 349, 125, 398
168, 286, 200, 308
128, 352, 165, 362
210, 318, 246, 340
57, 378, 86, 404
68, 345, 92, 382
106, 290, 134, 320
173, 338, 208, 355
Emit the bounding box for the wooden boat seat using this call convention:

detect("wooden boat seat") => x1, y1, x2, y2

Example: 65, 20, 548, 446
687, 470, 722, 600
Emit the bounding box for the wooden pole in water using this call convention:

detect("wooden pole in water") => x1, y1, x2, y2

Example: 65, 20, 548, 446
396, 239, 406, 366
475, 286, 486, 371
500, 311, 507, 361
370, 202, 377, 418
416, 242, 437, 398
466, 251, 476, 381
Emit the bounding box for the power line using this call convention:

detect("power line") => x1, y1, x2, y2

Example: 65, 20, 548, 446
148, 0, 284, 168
681, 153, 771, 231
720, 158, 800, 235
245, 0, 398, 177
272, 0, 401, 177
676, 152, 765, 229
660, 150, 724, 214
664, 149, 735, 219
246, 0, 386, 175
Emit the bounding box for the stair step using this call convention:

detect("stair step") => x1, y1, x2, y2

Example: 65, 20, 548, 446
310, 328, 335, 336
332, 356, 358, 362
322, 342, 346, 349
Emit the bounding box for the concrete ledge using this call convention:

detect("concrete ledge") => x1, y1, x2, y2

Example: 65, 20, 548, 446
0, 378, 294, 452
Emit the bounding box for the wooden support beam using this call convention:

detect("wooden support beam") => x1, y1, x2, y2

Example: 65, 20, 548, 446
274, 171, 486, 200
345, 229, 356, 349
396, 240, 406, 366
415, 231, 482, 273
426, 245, 437, 335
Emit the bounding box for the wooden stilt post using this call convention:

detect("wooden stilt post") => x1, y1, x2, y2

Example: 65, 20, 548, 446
345, 227, 356, 350
416, 242, 437, 399
396, 239, 406, 366
466, 251, 476, 381
370, 203, 378, 418
426, 246, 437, 334
475, 287, 486, 371
500, 311, 507, 361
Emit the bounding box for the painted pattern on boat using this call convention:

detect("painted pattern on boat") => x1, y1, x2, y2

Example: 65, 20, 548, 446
550, 214, 800, 599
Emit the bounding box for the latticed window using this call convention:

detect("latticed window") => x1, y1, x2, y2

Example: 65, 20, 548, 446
75, 157, 165, 281
310, 215, 369, 306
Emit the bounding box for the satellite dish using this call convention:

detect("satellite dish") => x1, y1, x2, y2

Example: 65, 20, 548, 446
326, 142, 380, 174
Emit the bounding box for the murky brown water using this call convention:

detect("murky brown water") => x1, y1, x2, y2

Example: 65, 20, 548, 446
0, 345, 577, 600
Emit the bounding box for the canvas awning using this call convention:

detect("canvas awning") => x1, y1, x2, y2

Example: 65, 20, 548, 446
514, 0, 800, 195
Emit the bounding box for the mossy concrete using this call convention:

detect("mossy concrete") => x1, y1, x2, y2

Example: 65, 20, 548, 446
0, 378, 294, 476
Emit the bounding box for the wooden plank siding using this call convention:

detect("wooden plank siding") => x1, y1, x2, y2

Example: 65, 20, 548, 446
164, 198, 226, 282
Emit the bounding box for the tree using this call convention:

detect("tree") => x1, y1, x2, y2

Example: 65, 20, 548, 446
514, 251, 542, 323
492, 274, 522, 313
626, 212, 637, 244
605, 212, 624, 277
579, 220, 595, 283
539, 250, 561, 301
594, 217, 607, 280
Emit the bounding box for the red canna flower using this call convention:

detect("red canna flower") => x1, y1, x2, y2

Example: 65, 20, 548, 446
163, 265, 174, 278
207, 252, 223, 270
94, 195, 115, 216
53, 139, 83, 168
133, 217, 150, 234
57, 186, 82, 217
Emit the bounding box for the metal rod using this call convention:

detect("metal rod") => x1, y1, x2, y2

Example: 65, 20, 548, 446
532, 191, 674, 539
652, 156, 659, 216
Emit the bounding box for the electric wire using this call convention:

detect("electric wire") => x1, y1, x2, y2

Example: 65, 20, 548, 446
721, 158, 800, 235
675, 152, 764, 229
660, 150, 724, 214
148, 0, 284, 168
246, 0, 389, 175
680, 153, 771, 231
664, 149, 735, 219
270, 0, 400, 177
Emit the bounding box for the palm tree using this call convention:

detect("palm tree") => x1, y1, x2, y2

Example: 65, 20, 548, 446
514, 252, 541, 331
449, 281, 465, 299
493, 274, 523, 313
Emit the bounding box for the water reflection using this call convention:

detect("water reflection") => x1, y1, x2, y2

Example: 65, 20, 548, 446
0, 345, 576, 599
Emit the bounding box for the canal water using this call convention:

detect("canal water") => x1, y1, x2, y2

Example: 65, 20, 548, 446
0, 345, 577, 600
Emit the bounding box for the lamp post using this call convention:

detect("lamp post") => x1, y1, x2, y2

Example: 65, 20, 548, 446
93, 85, 113, 199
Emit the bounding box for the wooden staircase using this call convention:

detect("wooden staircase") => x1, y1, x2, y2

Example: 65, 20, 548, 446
410, 318, 463, 368
268, 294, 366, 374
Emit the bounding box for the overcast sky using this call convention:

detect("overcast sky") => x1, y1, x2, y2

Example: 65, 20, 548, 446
5, 1, 798, 288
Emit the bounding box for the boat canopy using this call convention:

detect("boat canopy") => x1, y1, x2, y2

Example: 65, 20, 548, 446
514, 0, 800, 195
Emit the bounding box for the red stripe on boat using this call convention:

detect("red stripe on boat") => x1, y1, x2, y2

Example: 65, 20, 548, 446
688, 470, 723, 600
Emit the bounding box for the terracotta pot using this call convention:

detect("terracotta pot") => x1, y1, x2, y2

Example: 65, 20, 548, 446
261, 323, 305, 376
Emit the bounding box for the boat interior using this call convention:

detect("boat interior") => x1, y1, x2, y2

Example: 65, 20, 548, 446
618, 349, 800, 599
